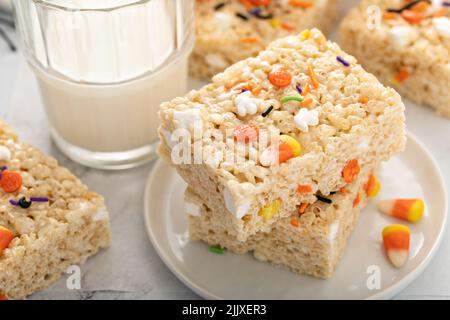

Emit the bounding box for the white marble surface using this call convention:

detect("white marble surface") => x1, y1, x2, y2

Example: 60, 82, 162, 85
1, 3, 450, 299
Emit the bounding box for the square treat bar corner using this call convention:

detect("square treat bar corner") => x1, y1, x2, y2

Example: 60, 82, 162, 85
340, 0, 450, 118
0, 120, 111, 299
191, 0, 339, 78
185, 162, 380, 279
159, 28, 406, 242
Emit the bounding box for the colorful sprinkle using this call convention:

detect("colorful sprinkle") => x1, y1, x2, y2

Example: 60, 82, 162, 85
261, 105, 274, 117
298, 203, 309, 214
0, 225, 14, 253
209, 245, 227, 255
307, 65, 319, 89
290, 217, 299, 227
387, 0, 430, 13
281, 95, 304, 104
214, 2, 226, 10
0, 170, 22, 193
297, 184, 312, 194
258, 199, 281, 220
342, 159, 360, 183
269, 68, 292, 88
336, 56, 350, 67
316, 195, 332, 204
30, 197, 50, 202
295, 83, 303, 94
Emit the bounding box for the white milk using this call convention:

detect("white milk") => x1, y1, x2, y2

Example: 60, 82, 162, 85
14, 0, 194, 167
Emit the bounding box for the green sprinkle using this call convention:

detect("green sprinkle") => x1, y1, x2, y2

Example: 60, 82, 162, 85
209, 245, 226, 255
280, 95, 304, 104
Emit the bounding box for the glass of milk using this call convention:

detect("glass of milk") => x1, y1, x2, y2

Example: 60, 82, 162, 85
13, 0, 194, 169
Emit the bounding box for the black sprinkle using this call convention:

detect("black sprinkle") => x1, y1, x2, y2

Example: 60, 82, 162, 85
214, 2, 226, 11
236, 12, 249, 20
316, 195, 332, 204
18, 197, 32, 209
387, 0, 430, 13
330, 191, 337, 195
261, 105, 274, 117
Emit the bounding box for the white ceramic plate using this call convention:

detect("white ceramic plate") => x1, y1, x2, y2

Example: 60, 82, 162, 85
144, 133, 447, 299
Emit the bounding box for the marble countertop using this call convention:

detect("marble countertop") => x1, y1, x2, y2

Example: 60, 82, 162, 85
1, 13, 450, 299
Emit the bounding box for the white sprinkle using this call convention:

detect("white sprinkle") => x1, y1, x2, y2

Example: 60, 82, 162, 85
388, 26, 418, 48
294, 108, 319, 132
0, 145, 11, 162
433, 17, 450, 38
235, 91, 260, 117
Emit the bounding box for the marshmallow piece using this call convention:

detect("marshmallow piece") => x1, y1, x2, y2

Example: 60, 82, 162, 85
294, 108, 319, 132
235, 91, 260, 117
185, 201, 201, 217
92, 209, 110, 221
223, 189, 252, 219
388, 26, 418, 48
205, 53, 228, 69
433, 17, 450, 38
328, 221, 340, 241
173, 109, 203, 131
0, 146, 11, 162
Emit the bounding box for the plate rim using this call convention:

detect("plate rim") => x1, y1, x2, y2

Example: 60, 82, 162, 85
144, 132, 448, 300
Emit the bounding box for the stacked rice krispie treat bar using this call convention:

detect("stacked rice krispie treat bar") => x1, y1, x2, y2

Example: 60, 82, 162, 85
159, 28, 405, 277
185, 163, 379, 278
191, 0, 338, 78
0, 119, 111, 299
340, 0, 450, 118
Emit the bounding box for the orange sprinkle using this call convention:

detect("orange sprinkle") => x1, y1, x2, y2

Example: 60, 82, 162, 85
268, 68, 292, 88
394, 69, 410, 83
300, 98, 313, 107
297, 184, 313, 194
433, 8, 447, 17
298, 203, 309, 214
359, 97, 369, 104
307, 65, 319, 89
289, 0, 314, 8
281, 22, 295, 32
364, 174, 376, 196
290, 217, 299, 227
0, 226, 14, 253
342, 159, 360, 183
0, 170, 22, 193
249, 0, 271, 6
0, 293, 8, 300
401, 10, 423, 24
339, 187, 348, 194
411, 1, 430, 12
239, 0, 254, 9
302, 84, 310, 96
240, 37, 259, 44
353, 192, 361, 208
383, 12, 398, 20
234, 124, 259, 143
252, 86, 262, 95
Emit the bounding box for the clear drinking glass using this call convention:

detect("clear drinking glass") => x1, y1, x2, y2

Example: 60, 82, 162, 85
13, 0, 195, 169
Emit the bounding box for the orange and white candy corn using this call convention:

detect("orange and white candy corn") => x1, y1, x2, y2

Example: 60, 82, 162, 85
377, 198, 424, 222
382, 225, 410, 268
364, 174, 381, 198
0, 225, 14, 253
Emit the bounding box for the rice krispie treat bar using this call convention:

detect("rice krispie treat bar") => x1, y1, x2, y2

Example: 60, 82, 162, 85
191, 0, 338, 78
185, 163, 380, 279
159, 28, 406, 242
0, 119, 111, 299
340, 0, 450, 118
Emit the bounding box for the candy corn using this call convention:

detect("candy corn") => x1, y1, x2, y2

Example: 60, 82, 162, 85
377, 198, 424, 222
260, 135, 302, 166
258, 199, 281, 220
382, 225, 410, 268
0, 225, 14, 253
364, 174, 381, 198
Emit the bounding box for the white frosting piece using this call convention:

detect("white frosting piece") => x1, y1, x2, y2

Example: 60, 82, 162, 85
294, 108, 319, 132
433, 17, 450, 38
161, 128, 176, 149
214, 12, 233, 28
92, 209, 109, 221
431, 0, 445, 11
0, 145, 11, 162
328, 221, 340, 242
205, 53, 228, 69
235, 91, 260, 117
388, 26, 418, 48
223, 189, 251, 219
185, 201, 201, 217
173, 109, 203, 131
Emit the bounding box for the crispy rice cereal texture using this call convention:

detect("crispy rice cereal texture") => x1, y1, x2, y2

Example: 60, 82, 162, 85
0, 120, 111, 299
191, 0, 339, 79
340, 0, 450, 118
159, 28, 406, 242
185, 164, 378, 279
